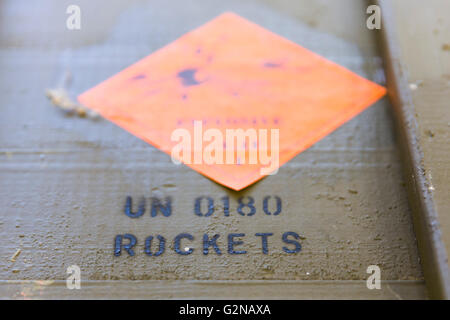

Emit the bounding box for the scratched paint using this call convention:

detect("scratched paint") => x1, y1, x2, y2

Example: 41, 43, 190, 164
177, 68, 202, 87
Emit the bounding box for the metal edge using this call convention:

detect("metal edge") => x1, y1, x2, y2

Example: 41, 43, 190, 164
375, 0, 450, 299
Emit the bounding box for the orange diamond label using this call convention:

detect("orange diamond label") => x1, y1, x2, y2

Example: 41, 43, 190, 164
78, 12, 386, 191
